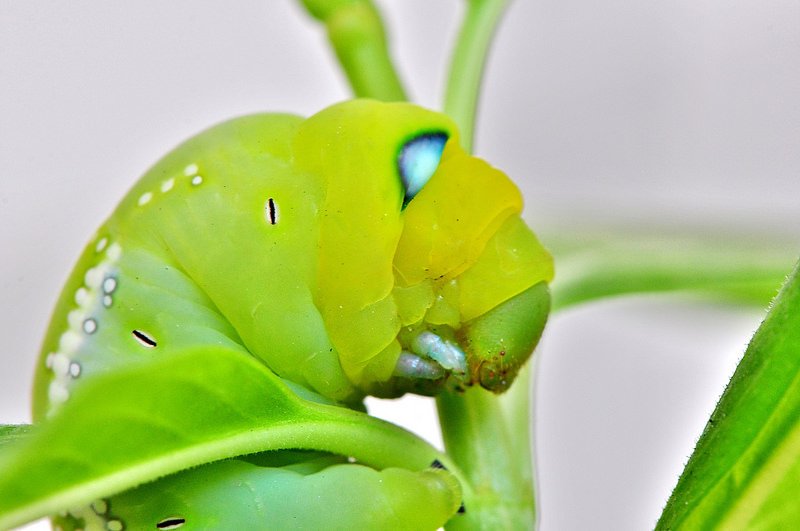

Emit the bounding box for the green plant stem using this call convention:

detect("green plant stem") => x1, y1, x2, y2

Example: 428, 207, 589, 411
443, 0, 510, 151
498, 363, 534, 492
437, 386, 536, 529
547, 232, 795, 311
299, 0, 407, 101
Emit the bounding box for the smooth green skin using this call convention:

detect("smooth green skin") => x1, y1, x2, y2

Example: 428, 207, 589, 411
53, 457, 461, 531
657, 260, 800, 529
33, 99, 552, 418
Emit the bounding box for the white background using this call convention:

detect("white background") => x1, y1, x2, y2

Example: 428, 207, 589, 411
1, 1, 799, 529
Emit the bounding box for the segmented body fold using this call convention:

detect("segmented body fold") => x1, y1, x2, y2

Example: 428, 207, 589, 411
31, 100, 553, 529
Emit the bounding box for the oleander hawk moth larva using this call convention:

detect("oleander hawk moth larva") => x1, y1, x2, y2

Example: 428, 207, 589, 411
32, 99, 553, 529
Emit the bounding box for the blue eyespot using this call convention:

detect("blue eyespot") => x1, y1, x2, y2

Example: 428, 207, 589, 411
398, 132, 448, 208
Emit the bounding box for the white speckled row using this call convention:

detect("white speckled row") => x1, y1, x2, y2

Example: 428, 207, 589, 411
57, 498, 127, 531
137, 162, 203, 208
185, 163, 204, 186
46, 162, 205, 411
46, 163, 205, 409
45, 239, 122, 411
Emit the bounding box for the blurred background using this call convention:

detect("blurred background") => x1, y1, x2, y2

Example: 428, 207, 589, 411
1, 1, 798, 529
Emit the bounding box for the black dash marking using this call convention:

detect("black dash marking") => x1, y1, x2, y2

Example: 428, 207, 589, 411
156, 517, 186, 529
267, 197, 278, 225
132, 329, 157, 348
458, 502, 466, 514
431, 459, 447, 470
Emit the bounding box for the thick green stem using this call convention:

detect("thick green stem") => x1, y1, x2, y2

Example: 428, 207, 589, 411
437, 386, 536, 529
498, 363, 535, 492
299, 0, 407, 101
546, 232, 795, 312
443, 0, 510, 150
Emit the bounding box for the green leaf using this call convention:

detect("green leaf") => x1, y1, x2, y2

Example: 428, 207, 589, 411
0, 347, 458, 530
0, 425, 32, 451
657, 259, 800, 529
548, 232, 793, 311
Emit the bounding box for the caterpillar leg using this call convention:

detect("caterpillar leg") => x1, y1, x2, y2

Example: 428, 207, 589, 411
393, 351, 447, 380
386, 281, 550, 395
54, 455, 462, 531
391, 331, 467, 380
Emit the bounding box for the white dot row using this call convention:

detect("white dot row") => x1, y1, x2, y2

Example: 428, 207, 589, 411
46, 240, 122, 409
137, 162, 203, 207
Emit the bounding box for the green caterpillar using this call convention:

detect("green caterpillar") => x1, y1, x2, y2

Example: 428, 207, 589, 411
31, 99, 553, 528
34, 99, 552, 414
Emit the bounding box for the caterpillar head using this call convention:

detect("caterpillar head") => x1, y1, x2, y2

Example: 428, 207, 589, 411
294, 100, 553, 397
